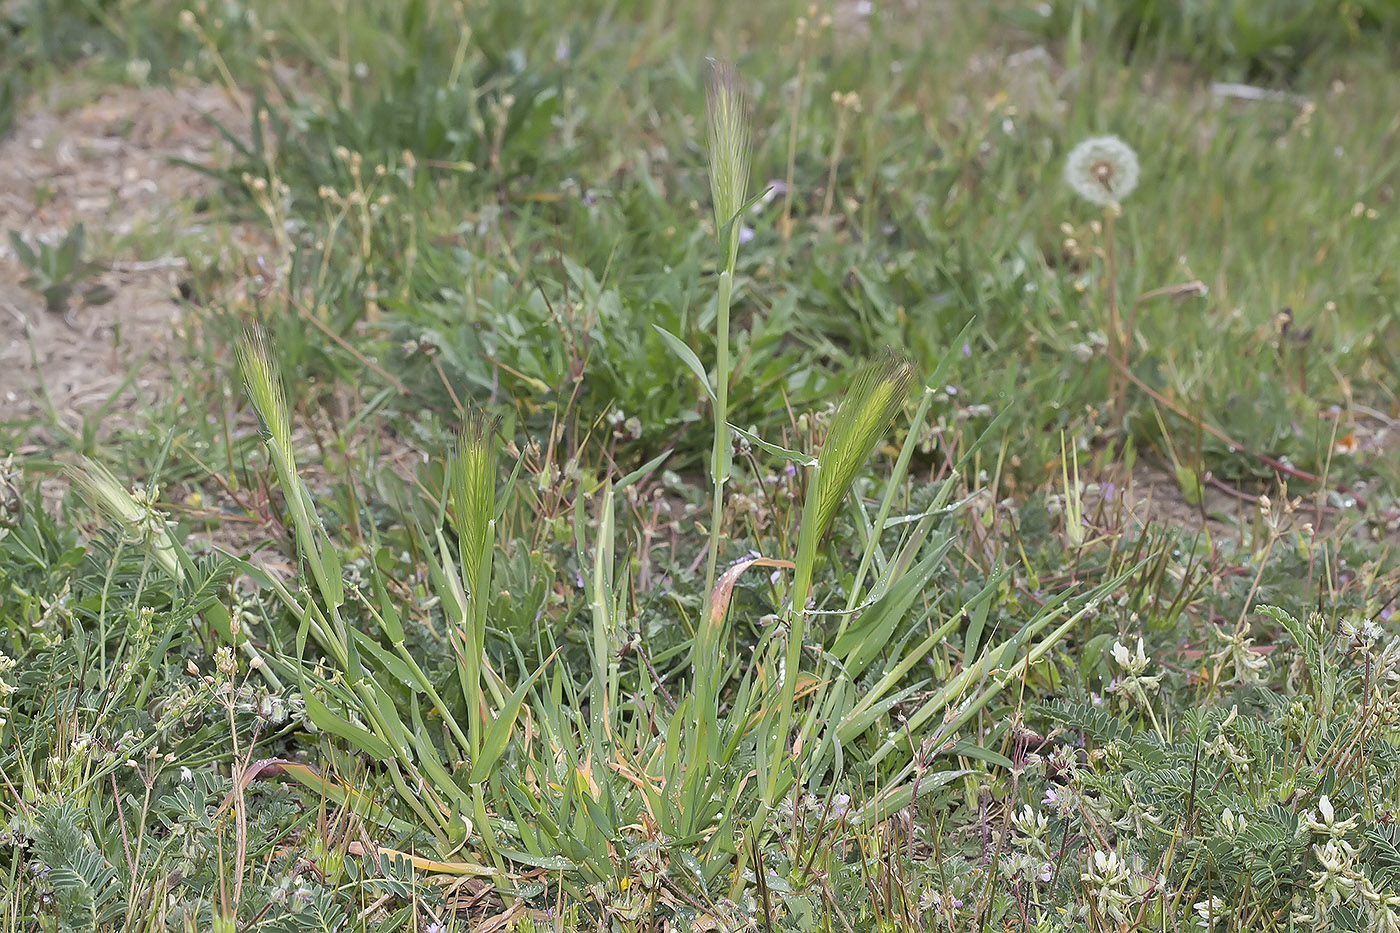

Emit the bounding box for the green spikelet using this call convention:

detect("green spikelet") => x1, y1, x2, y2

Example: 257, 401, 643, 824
451, 409, 499, 596
705, 58, 752, 242
812, 348, 918, 540
235, 328, 293, 461
67, 458, 182, 581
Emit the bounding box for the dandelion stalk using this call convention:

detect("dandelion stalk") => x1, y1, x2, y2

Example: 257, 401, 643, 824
1105, 206, 1123, 420
1064, 135, 1139, 427
702, 59, 752, 607
821, 91, 861, 222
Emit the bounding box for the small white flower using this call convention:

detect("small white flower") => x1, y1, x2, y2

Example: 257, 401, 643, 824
1211, 625, 1269, 685
125, 59, 151, 85
1305, 794, 1360, 839
1065, 135, 1140, 206
1194, 896, 1227, 930
1311, 839, 1363, 907
1011, 804, 1048, 838
1111, 637, 1152, 675
1082, 849, 1134, 922
1112, 639, 1132, 668
1108, 638, 1162, 715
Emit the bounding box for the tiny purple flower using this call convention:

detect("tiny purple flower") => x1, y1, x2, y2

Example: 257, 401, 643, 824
729, 549, 762, 568
961, 343, 972, 358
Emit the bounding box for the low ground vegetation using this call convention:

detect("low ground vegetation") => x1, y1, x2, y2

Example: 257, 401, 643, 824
3, 1, 1400, 931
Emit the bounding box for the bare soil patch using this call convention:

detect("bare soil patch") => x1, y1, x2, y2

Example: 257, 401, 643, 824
1120, 465, 1252, 544
0, 80, 250, 443
1115, 461, 1384, 555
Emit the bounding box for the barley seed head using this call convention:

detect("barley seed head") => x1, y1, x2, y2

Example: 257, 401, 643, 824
812, 348, 918, 541
236, 328, 293, 461
705, 58, 752, 238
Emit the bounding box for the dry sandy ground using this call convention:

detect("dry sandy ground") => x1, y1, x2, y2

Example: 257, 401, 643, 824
0, 80, 252, 448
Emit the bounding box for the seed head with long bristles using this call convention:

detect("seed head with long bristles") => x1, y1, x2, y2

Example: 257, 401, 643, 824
68, 458, 182, 581
236, 328, 293, 461
451, 409, 499, 592
705, 58, 752, 247
812, 349, 918, 541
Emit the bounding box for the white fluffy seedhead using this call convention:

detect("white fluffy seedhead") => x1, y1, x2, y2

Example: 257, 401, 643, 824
1065, 135, 1140, 207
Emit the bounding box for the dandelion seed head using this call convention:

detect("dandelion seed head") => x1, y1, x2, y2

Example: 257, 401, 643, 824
1065, 135, 1139, 207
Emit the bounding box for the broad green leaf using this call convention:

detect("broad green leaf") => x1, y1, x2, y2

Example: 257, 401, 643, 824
372, 575, 406, 644
851, 768, 971, 824
494, 849, 578, 872
270, 761, 418, 837
652, 324, 715, 401
962, 569, 1003, 661
407, 728, 472, 810
617, 448, 673, 492
836, 683, 925, 743
944, 738, 1014, 770
304, 691, 393, 760
350, 629, 421, 692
